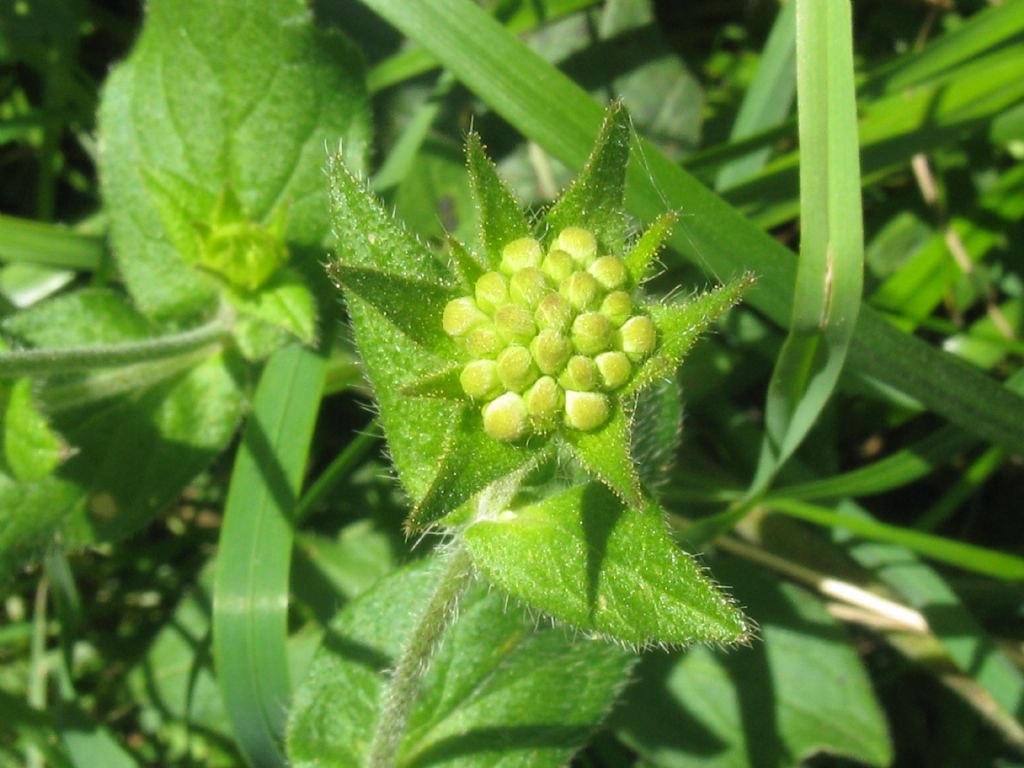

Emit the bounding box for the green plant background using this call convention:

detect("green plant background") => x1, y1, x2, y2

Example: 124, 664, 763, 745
1, 0, 1023, 766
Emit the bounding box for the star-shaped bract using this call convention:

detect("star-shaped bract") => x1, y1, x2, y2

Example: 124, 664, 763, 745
326, 104, 751, 532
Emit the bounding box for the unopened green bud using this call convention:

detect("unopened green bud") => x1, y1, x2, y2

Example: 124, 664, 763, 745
497, 345, 539, 392
525, 376, 564, 431
530, 329, 572, 375
475, 271, 509, 313
483, 392, 529, 442
542, 249, 574, 284
555, 227, 598, 266
620, 315, 657, 361
443, 297, 487, 337
494, 304, 537, 344
559, 354, 599, 392
588, 255, 628, 291
535, 293, 573, 332
564, 390, 611, 431
560, 270, 602, 311
501, 237, 543, 274
595, 351, 632, 390
466, 324, 503, 358
509, 267, 551, 308
460, 360, 500, 400
572, 312, 614, 355
600, 291, 633, 327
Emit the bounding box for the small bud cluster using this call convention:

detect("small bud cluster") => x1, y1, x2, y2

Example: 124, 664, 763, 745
442, 227, 656, 442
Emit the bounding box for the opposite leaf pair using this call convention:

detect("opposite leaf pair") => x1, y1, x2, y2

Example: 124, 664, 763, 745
328, 102, 751, 647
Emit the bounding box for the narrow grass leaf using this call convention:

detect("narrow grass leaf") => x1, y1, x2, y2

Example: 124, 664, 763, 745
715, 0, 796, 190
0, 214, 104, 271
751, 0, 864, 494
213, 345, 326, 768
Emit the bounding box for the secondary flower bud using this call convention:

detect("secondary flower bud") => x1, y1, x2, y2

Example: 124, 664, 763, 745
497, 345, 539, 392
595, 351, 632, 390
475, 271, 509, 313
465, 324, 502, 358
535, 293, 573, 332
501, 237, 543, 274
588, 255, 628, 291
559, 354, 599, 392
509, 267, 551, 308
542, 248, 574, 284
443, 297, 487, 337
525, 375, 564, 431
560, 271, 602, 311
483, 392, 529, 442
460, 360, 500, 400
530, 329, 572, 375
564, 390, 610, 431
600, 291, 632, 327
494, 304, 537, 344
572, 312, 614, 355
555, 227, 597, 266
620, 315, 656, 361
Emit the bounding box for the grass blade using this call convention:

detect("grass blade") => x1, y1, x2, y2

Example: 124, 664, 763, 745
715, 0, 796, 191
0, 214, 104, 271
750, 0, 864, 494
213, 345, 326, 768
352, 0, 1024, 456
766, 498, 1024, 581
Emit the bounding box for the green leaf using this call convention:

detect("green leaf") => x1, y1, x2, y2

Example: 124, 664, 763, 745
624, 277, 753, 398
0, 472, 81, 583
750, 0, 864, 495
613, 558, 892, 768
400, 365, 465, 400
287, 556, 633, 768
465, 131, 530, 267
410, 406, 552, 530
213, 345, 326, 768
98, 0, 371, 319
560, 400, 641, 507
0, 375, 64, 482
444, 236, 486, 289
225, 268, 318, 360
544, 101, 630, 254
623, 211, 677, 283
464, 483, 748, 646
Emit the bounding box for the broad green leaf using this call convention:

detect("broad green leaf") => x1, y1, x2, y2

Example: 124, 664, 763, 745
226, 269, 317, 360
410, 406, 552, 530
1, 289, 245, 546
0, 472, 81, 583
560, 401, 641, 507
464, 483, 748, 646
0, 372, 64, 482
465, 132, 529, 267
353, 0, 1024, 456
98, 0, 371, 319
214, 345, 325, 768
624, 277, 753, 398
287, 556, 633, 768
613, 559, 892, 768
544, 102, 630, 253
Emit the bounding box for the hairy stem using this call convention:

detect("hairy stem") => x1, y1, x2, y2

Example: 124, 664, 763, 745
0, 312, 232, 377
367, 543, 475, 768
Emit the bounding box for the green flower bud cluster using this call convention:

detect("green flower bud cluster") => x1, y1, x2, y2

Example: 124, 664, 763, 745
442, 227, 656, 442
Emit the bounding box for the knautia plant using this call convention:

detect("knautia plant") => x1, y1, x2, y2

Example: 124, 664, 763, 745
290, 104, 753, 767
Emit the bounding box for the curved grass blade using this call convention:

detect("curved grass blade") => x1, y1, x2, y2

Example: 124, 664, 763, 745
715, 0, 796, 191
0, 214, 104, 272
766, 497, 1024, 582
213, 345, 326, 768
749, 0, 863, 496
351, 0, 1024, 457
